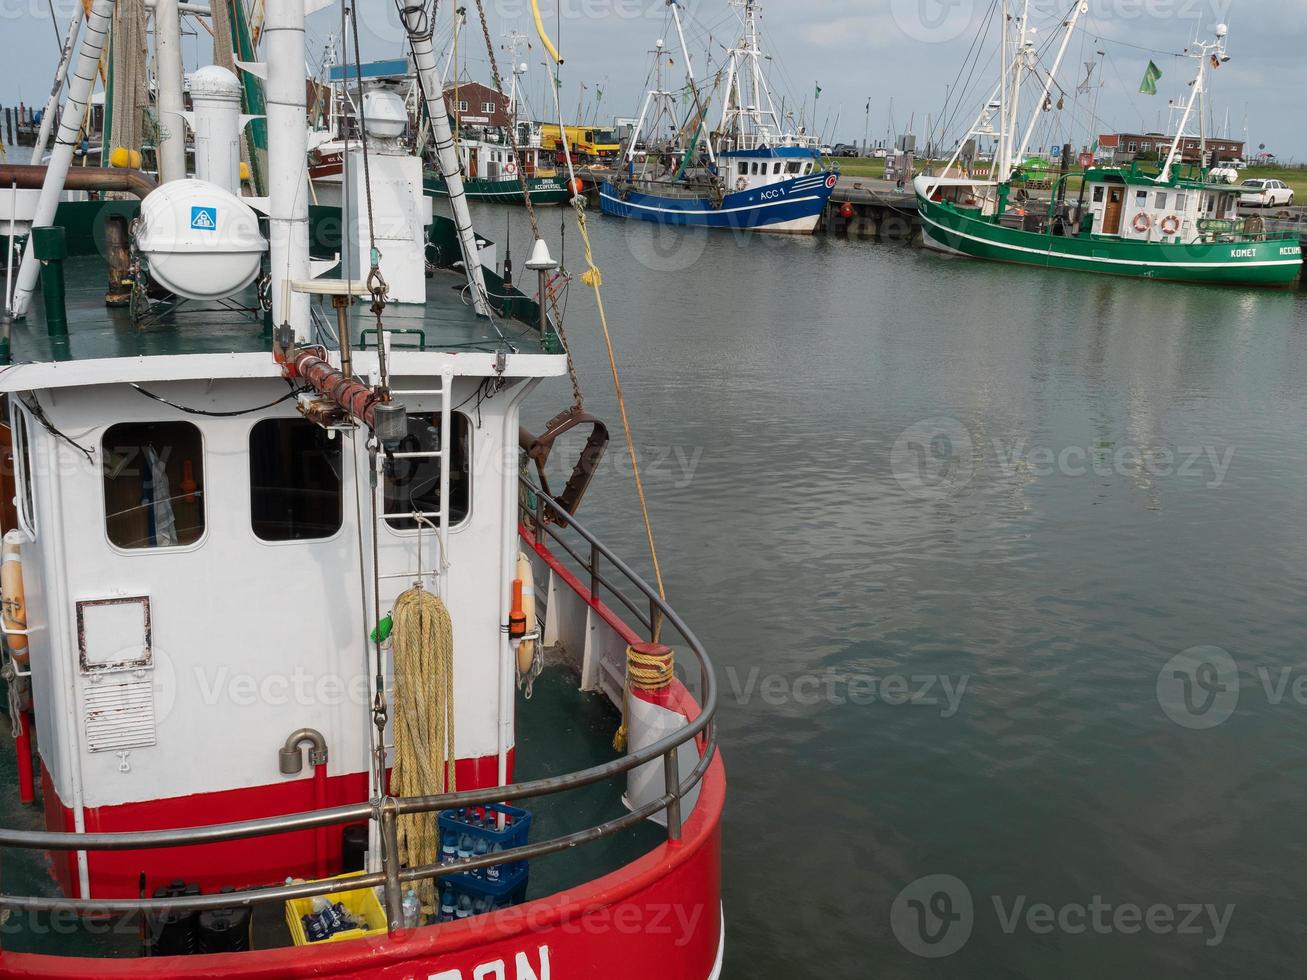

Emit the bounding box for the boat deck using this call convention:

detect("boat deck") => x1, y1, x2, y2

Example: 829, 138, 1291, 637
0, 663, 659, 956
7, 256, 547, 364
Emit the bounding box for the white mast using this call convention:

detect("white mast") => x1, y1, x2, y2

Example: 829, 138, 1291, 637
1158, 25, 1228, 183
717, 0, 783, 150
154, 0, 188, 183
28, 5, 84, 165
996, 0, 1009, 180
998, 0, 1031, 183
11, 0, 118, 320
401, 0, 491, 317
669, 0, 714, 165
260, 0, 312, 335
1013, 1, 1088, 166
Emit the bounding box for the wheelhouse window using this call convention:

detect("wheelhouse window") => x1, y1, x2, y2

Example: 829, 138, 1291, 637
786, 161, 801, 174
9, 402, 36, 536
773, 162, 782, 175
249, 418, 343, 541
102, 421, 205, 549
738, 162, 747, 176
383, 413, 471, 531
1092, 186, 1105, 203
1155, 192, 1168, 209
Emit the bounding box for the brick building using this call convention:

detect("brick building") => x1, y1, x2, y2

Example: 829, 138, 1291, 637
443, 81, 511, 130
1098, 132, 1244, 165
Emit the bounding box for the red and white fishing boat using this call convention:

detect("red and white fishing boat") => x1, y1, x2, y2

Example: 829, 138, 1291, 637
0, 0, 724, 976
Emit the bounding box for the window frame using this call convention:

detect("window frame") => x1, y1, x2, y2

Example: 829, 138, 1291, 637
382, 410, 474, 535
101, 419, 208, 554
247, 416, 347, 545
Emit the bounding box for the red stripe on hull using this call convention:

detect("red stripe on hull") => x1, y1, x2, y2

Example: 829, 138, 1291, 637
8, 743, 725, 978
40, 753, 510, 899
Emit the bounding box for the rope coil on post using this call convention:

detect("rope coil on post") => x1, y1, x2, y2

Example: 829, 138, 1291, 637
613, 642, 674, 752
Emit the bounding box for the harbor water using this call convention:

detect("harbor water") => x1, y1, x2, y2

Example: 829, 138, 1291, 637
496, 204, 1307, 978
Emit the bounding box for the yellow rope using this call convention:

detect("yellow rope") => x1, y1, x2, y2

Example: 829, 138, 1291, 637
627, 645, 674, 691
390, 586, 455, 914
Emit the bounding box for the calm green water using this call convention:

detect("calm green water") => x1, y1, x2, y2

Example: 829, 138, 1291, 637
496, 204, 1307, 979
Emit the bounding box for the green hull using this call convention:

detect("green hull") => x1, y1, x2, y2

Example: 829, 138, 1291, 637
424, 174, 570, 206
917, 195, 1303, 288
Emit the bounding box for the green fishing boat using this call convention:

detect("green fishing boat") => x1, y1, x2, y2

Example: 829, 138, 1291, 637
916, 15, 1302, 288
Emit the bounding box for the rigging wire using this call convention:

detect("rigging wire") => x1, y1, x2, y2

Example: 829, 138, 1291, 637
18, 393, 93, 464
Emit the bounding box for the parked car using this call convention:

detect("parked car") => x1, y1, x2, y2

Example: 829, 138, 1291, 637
830, 143, 860, 157
1238, 178, 1294, 208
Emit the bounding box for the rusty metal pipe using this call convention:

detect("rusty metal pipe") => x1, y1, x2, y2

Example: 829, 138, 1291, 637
0, 163, 157, 200
287, 347, 407, 449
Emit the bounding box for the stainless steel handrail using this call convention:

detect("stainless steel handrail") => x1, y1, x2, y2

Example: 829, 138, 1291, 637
0, 481, 718, 933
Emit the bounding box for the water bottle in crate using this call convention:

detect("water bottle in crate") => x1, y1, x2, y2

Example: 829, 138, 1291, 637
436, 802, 531, 883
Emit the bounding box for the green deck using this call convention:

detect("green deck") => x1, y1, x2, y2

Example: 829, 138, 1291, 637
3, 201, 556, 364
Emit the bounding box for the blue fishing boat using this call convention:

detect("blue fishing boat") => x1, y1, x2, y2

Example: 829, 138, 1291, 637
599, 0, 837, 235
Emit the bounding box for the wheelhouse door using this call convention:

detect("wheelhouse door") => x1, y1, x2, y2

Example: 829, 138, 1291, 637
1103, 187, 1124, 234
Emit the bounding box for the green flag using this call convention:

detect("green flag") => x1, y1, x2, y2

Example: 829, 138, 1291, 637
1139, 60, 1162, 95
815, 84, 822, 101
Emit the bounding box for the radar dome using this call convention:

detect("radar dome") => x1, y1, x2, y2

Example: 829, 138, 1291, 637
135, 179, 267, 301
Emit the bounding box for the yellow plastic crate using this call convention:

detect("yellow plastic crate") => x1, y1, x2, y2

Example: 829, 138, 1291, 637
284, 871, 388, 946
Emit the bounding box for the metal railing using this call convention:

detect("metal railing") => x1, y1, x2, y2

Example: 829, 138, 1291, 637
0, 482, 717, 939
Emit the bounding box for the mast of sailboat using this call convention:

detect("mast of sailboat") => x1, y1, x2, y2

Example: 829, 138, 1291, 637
401, 0, 491, 316
1011, 0, 1088, 167
1157, 25, 1227, 183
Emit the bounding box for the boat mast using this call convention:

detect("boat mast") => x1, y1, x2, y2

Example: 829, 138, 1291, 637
669, 0, 714, 166
401, 0, 491, 317
1158, 25, 1227, 183
10, 0, 118, 320
28, 4, 84, 166
154, 0, 188, 182
1012, 0, 1088, 167
998, 0, 1031, 183
996, 0, 1009, 180
717, 0, 781, 149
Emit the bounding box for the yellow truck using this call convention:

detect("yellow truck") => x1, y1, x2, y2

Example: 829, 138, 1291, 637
539, 124, 620, 165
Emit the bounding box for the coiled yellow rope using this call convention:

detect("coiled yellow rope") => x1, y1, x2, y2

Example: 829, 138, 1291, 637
391, 586, 455, 913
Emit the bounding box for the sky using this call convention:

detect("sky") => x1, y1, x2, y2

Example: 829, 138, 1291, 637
3, 0, 1304, 160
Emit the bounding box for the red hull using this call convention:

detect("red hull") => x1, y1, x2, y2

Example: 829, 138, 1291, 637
2, 753, 725, 978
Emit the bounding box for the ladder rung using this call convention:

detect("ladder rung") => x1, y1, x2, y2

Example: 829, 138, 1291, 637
389, 450, 443, 460
383, 510, 444, 520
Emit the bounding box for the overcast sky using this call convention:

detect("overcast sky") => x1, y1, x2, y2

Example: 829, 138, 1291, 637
4, 0, 1303, 160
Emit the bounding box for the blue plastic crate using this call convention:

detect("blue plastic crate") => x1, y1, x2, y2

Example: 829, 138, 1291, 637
437, 803, 531, 882
438, 864, 529, 921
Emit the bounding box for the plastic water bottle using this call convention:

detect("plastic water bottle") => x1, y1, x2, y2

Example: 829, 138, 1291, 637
457, 830, 474, 861
402, 888, 421, 928
472, 835, 490, 876
439, 885, 457, 923
486, 843, 504, 882
441, 828, 458, 864
455, 894, 473, 920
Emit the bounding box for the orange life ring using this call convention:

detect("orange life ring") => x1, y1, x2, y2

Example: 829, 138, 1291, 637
736, 176, 748, 191
1160, 214, 1181, 235
1133, 212, 1152, 233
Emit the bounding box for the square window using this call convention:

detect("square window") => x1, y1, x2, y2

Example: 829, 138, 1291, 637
773, 162, 781, 174
1154, 191, 1167, 209
8, 401, 37, 536
1092, 186, 1105, 203
249, 418, 343, 541
102, 421, 205, 549
384, 413, 471, 531
738, 162, 748, 176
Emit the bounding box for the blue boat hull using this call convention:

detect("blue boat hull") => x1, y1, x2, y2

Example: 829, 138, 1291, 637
598, 172, 837, 233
